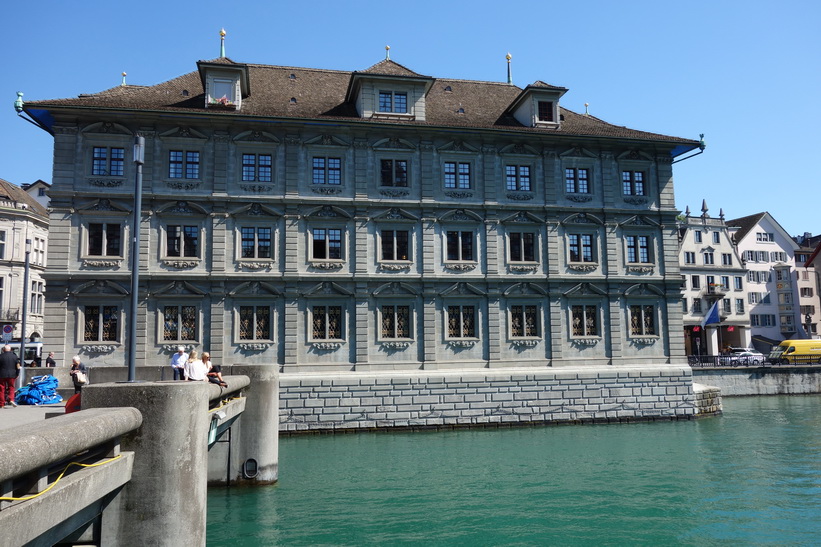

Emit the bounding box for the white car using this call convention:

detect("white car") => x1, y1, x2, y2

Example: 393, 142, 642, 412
728, 350, 765, 366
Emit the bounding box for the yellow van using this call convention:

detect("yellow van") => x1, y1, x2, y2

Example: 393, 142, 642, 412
769, 340, 821, 364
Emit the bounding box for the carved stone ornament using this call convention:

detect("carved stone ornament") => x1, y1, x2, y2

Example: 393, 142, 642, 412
239, 343, 272, 351
630, 337, 657, 346
240, 183, 273, 193
444, 191, 473, 199
380, 341, 411, 350
163, 344, 194, 353
510, 339, 539, 348
311, 342, 342, 351
309, 261, 344, 270
626, 265, 654, 274
238, 261, 273, 271
571, 338, 600, 346
379, 262, 412, 271
509, 264, 538, 273
568, 263, 598, 272
380, 188, 410, 198
167, 181, 201, 191
311, 186, 343, 195
162, 260, 199, 269
447, 340, 476, 349
566, 194, 593, 203
87, 178, 124, 187
444, 263, 476, 272
623, 196, 648, 205
81, 345, 117, 354
82, 259, 123, 268
506, 192, 534, 201
313, 206, 338, 217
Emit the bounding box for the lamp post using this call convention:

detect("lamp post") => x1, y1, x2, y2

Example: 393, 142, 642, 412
127, 136, 144, 382
17, 238, 31, 390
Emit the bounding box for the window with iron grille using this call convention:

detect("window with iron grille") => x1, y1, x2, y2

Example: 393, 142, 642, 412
168, 151, 200, 179
626, 235, 650, 263
84, 305, 119, 342
505, 165, 531, 191
571, 305, 598, 337
88, 223, 122, 257
240, 227, 272, 259
381, 305, 411, 339
312, 157, 341, 185
510, 305, 539, 338
166, 225, 199, 258
629, 305, 656, 336
312, 305, 343, 340
163, 305, 197, 341
568, 234, 594, 263
380, 159, 408, 187
92, 147, 124, 176
443, 162, 471, 189
622, 171, 645, 196
239, 305, 271, 340
446, 231, 474, 261
241, 154, 272, 182
381, 230, 410, 261
565, 168, 589, 193
447, 305, 476, 338
509, 232, 536, 262
312, 228, 342, 260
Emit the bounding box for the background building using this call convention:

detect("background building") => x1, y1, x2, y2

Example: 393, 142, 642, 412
794, 233, 821, 338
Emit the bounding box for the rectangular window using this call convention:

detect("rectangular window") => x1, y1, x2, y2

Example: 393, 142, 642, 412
770, 251, 787, 262
722, 253, 733, 266
509, 232, 536, 262
381, 230, 410, 261
0, 231, 5, 260
168, 151, 199, 179
692, 299, 702, 313
694, 231, 702, 243
241, 154, 272, 182
779, 293, 792, 305
446, 231, 474, 261
713, 232, 721, 244
312, 305, 343, 340
758, 251, 768, 262
802, 270, 810, 280
721, 276, 730, 289
239, 305, 271, 340
682, 299, 688, 313
312, 228, 342, 260
801, 287, 814, 298
163, 305, 197, 341
510, 305, 539, 338
706, 275, 715, 287
505, 165, 531, 191
443, 162, 471, 189
691, 275, 701, 289
447, 305, 476, 338
722, 299, 731, 314
571, 305, 598, 337
312, 157, 342, 185
30, 281, 44, 315
756, 232, 774, 242
626, 235, 650, 263
167, 225, 199, 258
736, 299, 745, 314
381, 305, 411, 339
565, 168, 589, 193
84, 305, 119, 342
537, 101, 554, 122
749, 293, 761, 304
629, 305, 656, 336
92, 147, 125, 177
240, 227, 272, 259
378, 91, 408, 113
568, 234, 594, 263
380, 159, 408, 187
734, 277, 743, 291
684, 252, 696, 264
801, 305, 816, 315
33, 237, 46, 266
622, 171, 645, 196
88, 223, 122, 257
781, 315, 794, 328
703, 252, 715, 265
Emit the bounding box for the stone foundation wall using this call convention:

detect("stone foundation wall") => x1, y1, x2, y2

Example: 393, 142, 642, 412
279, 365, 695, 432
693, 383, 722, 416
693, 366, 821, 396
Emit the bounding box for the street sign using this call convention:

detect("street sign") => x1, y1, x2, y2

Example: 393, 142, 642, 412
2, 325, 12, 335
1, 333, 9, 343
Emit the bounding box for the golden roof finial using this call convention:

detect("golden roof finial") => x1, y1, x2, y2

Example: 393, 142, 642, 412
220, 28, 227, 58
121, 72, 127, 86
385, 45, 391, 60
506, 52, 512, 61
220, 28, 226, 37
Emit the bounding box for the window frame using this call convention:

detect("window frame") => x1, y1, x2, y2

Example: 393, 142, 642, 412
160, 302, 201, 344
240, 152, 273, 183
445, 303, 479, 340
505, 164, 532, 192
621, 170, 646, 196
625, 234, 652, 264
81, 303, 122, 344
378, 91, 409, 114
311, 156, 343, 186
567, 232, 596, 264
236, 303, 274, 342
91, 146, 125, 177
309, 304, 346, 342
507, 230, 539, 264
379, 158, 410, 188
236, 224, 275, 263
309, 227, 345, 263
443, 160, 473, 190
569, 303, 601, 339
377, 302, 414, 342
444, 229, 477, 263
628, 304, 658, 338
378, 228, 412, 264
508, 303, 541, 340
163, 223, 202, 260
168, 150, 201, 180
85, 222, 124, 259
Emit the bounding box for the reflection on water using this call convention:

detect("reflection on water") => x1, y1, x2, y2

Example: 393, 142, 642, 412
208, 396, 821, 546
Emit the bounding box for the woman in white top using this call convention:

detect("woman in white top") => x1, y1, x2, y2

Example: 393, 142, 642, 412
185, 350, 209, 382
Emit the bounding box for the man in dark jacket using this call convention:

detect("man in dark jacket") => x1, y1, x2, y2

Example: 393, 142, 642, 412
0, 345, 20, 408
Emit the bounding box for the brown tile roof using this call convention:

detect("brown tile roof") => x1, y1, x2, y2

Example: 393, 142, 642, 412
0, 178, 48, 218
25, 58, 698, 146
726, 212, 768, 243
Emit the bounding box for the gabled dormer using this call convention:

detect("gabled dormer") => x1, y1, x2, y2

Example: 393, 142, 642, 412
507, 81, 568, 129
197, 58, 250, 111
346, 59, 434, 121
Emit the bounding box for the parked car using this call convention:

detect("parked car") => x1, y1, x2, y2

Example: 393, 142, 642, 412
718, 348, 765, 366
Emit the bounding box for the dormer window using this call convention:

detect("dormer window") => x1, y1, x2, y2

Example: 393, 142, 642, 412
210, 78, 236, 106
537, 101, 554, 122
198, 60, 250, 111
379, 91, 407, 114
507, 82, 567, 129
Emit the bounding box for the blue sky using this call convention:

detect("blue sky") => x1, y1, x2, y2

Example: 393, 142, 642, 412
3, 0, 818, 236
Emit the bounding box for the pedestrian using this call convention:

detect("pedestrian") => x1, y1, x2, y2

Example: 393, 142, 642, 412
170, 346, 188, 380
205, 353, 227, 387
45, 351, 56, 367
185, 350, 209, 382
0, 345, 20, 408
69, 355, 87, 394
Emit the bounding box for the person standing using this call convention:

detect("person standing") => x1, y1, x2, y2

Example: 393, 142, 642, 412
45, 351, 56, 367
69, 355, 87, 394
170, 346, 188, 380
0, 345, 19, 408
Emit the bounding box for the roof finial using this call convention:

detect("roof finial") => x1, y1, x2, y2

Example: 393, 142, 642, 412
220, 28, 226, 58
506, 52, 512, 85
685, 205, 691, 217
719, 208, 725, 220
701, 199, 709, 218
121, 72, 127, 87
584, 102, 590, 115
385, 45, 390, 61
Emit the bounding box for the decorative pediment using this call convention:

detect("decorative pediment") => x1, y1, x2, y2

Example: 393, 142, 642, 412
619, 215, 660, 227
157, 201, 209, 216
81, 122, 132, 136
624, 283, 665, 297
302, 281, 353, 297
440, 282, 486, 297
503, 282, 547, 296
499, 143, 539, 156
233, 130, 279, 144
304, 134, 349, 147
228, 281, 281, 297
373, 208, 418, 222
373, 282, 419, 296
701, 246, 715, 253
230, 203, 282, 218
501, 211, 543, 224
306, 205, 352, 219
438, 140, 479, 153
560, 212, 604, 226
73, 280, 129, 296
563, 282, 607, 297
559, 146, 598, 159
438, 209, 483, 223
617, 149, 654, 162
373, 137, 416, 150
77, 199, 131, 214
159, 126, 208, 140
154, 281, 207, 296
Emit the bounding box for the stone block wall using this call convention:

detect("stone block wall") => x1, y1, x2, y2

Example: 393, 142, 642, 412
279, 365, 695, 432
693, 382, 722, 416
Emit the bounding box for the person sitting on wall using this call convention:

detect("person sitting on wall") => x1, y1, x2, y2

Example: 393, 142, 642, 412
204, 352, 227, 387
185, 350, 209, 382
170, 346, 188, 381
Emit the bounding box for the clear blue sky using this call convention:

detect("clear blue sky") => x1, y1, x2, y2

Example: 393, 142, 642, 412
3, 0, 818, 236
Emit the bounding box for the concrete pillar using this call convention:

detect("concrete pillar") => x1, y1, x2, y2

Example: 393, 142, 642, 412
82, 382, 211, 547
707, 326, 720, 355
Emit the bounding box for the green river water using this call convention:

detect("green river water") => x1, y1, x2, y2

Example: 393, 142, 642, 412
207, 395, 821, 546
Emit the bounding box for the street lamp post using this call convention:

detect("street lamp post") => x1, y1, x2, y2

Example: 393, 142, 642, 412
17, 238, 31, 390
128, 136, 144, 382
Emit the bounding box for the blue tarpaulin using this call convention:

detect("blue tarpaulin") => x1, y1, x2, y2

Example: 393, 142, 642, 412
15, 375, 63, 405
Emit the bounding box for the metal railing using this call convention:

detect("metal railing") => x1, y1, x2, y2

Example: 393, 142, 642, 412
688, 354, 821, 368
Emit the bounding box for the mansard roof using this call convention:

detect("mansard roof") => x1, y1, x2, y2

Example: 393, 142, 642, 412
25, 57, 698, 147
0, 178, 48, 218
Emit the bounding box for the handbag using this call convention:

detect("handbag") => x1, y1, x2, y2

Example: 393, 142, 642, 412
75, 371, 88, 385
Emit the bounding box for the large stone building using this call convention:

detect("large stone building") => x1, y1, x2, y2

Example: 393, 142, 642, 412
21, 47, 702, 387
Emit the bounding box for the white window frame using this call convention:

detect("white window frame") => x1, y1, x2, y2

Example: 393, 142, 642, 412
162, 222, 203, 261
377, 227, 413, 265
236, 224, 276, 263
308, 226, 346, 264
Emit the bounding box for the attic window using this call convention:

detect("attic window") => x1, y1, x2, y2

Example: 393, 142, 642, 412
457, 107, 465, 114
289, 74, 296, 80
182, 90, 189, 97
290, 97, 297, 104
537, 101, 554, 122
209, 77, 236, 107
